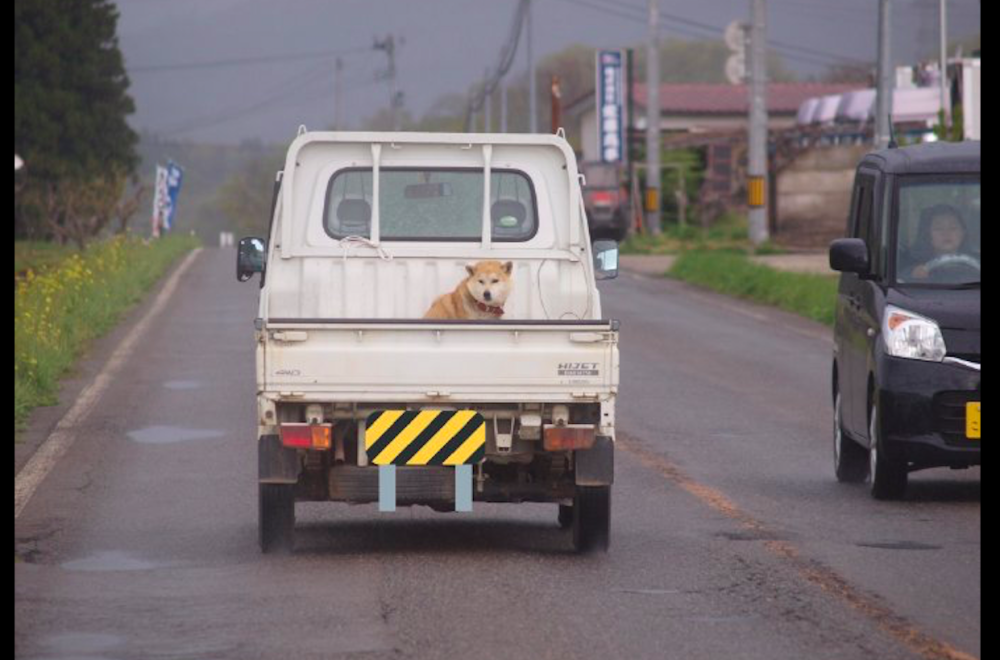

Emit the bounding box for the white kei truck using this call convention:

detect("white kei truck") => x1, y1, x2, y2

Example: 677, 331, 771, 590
237, 131, 621, 553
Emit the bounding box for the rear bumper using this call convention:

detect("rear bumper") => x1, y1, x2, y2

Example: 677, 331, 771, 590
321, 465, 577, 505
268, 440, 615, 505
878, 356, 981, 469
587, 207, 630, 239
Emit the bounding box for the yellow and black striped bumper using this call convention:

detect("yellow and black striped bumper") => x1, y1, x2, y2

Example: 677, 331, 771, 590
365, 410, 486, 466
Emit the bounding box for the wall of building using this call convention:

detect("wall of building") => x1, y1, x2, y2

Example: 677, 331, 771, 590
776, 144, 869, 248
574, 107, 797, 163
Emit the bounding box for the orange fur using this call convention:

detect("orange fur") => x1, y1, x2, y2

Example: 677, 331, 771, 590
424, 261, 513, 320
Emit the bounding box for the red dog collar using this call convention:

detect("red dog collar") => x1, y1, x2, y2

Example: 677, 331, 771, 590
475, 301, 505, 317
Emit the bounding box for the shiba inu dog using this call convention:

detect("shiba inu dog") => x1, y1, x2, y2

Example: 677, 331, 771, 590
424, 260, 513, 320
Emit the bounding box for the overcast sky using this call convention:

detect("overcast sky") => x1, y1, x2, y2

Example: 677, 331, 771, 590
116, 0, 981, 145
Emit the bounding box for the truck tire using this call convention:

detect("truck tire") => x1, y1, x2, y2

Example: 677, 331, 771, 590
259, 484, 296, 553
572, 486, 611, 553
558, 504, 573, 529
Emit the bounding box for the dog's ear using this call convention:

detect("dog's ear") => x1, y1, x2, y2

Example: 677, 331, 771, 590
465, 263, 476, 277
503, 261, 513, 275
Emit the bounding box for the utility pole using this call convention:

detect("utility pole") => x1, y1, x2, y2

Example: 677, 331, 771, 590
484, 68, 493, 133
875, 0, 894, 149
334, 57, 344, 131
550, 75, 562, 134
374, 35, 399, 130
939, 0, 951, 131
527, 0, 537, 132
625, 48, 635, 232
645, 0, 662, 235
747, 0, 769, 246
501, 78, 508, 133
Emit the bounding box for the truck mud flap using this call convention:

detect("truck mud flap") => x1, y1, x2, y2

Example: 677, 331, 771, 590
259, 435, 301, 485
575, 436, 614, 486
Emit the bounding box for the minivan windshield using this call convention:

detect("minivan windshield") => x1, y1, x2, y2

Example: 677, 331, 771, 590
894, 175, 981, 287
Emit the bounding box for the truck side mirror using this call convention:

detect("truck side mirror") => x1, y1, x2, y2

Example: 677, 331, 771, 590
829, 238, 870, 276
593, 240, 619, 280
237, 237, 266, 282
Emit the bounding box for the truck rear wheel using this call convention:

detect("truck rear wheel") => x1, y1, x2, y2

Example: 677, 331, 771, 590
558, 504, 573, 529
572, 486, 611, 553
259, 484, 296, 553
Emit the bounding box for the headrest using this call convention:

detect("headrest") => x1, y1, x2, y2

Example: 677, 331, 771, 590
337, 199, 371, 232
491, 200, 527, 229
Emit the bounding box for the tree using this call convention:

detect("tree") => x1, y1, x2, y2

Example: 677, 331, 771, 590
213, 152, 285, 238
15, 0, 139, 242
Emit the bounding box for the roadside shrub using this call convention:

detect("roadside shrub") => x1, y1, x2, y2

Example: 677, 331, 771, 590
669, 251, 838, 327
14, 234, 199, 431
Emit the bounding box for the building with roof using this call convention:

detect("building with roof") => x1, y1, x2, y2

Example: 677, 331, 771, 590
566, 82, 858, 163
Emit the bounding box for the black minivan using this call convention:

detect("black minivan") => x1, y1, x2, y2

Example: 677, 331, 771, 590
829, 141, 980, 500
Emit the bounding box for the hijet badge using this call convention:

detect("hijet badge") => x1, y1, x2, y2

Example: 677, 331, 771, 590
558, 363, 600, 377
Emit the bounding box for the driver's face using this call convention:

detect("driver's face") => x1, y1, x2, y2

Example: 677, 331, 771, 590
930, 214, 964, 254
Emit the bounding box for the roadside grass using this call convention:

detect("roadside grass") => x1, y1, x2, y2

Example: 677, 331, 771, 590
621, 212, 786, 256
15, 242, 80, 280
14, 234, 201, 432
668, 250, 838, 327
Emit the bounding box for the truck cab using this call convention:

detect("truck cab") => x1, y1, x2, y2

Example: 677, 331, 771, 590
238, 132, 620, 552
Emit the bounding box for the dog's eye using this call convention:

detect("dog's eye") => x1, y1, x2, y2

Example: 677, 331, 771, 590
479, 280, 486, 285
491, 279, 499, 284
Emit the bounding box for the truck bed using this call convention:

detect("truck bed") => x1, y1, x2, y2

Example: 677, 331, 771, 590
260, 319, 619, 403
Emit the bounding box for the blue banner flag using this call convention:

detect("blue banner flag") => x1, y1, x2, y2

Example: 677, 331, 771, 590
596, 50, 626, 164
164, 161, 184, 232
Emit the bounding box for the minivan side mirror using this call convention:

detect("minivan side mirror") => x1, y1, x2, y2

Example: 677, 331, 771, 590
829, 238, 870, 276
593, 240, 619, 280
237, 237, 266, 282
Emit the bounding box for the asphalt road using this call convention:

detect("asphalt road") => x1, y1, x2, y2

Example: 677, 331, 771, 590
15, 249, 980, 660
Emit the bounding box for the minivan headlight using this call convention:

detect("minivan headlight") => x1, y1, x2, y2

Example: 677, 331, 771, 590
883, 306, 947, 362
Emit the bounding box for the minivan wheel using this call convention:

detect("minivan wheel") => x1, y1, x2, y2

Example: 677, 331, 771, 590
834, 391, 868, 483
572, 486, 611, 553
259, 483, 296, 553
868, 401, 908, 500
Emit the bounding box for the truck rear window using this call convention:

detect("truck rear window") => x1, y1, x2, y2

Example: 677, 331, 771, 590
324, 168, 537, 242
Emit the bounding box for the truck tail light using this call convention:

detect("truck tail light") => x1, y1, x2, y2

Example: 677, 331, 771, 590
280, 423, 332, 450
587, 191, 617, 207
543, 425, 596, 451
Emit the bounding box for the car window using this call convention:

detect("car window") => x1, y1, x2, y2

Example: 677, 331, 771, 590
850, 175, 876, 271
324, 168, 537, 242
894, 175, 981, 286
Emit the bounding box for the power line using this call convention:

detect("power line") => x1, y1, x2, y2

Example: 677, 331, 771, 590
128, 45, 371, 74
465, 0, 530, 129
618, 0, 870, 65
547, 0, 868, 68
158, 64, 333, 137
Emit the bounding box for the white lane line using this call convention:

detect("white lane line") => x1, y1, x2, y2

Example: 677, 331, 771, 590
15, 249, 203, 520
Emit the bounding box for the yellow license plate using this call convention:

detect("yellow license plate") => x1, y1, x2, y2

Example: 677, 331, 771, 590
967, 403, 981, 440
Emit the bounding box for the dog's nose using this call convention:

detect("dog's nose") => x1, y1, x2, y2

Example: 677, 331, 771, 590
483, 290, 492, 302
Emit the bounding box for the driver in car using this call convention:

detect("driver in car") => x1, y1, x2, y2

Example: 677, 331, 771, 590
906, 204, 980, 281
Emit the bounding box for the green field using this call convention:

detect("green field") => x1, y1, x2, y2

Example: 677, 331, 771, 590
668, 250, 838, 327
14, 234, 200, 432
620, 213, 786, 257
